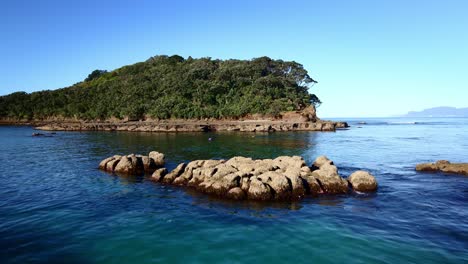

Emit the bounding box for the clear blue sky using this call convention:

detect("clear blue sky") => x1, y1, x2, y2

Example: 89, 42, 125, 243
1, 0, 467, 117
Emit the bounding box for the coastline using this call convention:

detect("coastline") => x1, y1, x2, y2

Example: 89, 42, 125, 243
0, 119, 349, 132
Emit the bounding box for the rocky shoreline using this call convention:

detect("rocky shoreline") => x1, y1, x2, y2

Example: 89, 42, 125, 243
0, 106, 349, 132
99, 152, 377, 201
30, 119, 348, 132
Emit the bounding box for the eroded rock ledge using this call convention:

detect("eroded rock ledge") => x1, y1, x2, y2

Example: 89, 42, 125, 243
99, 153, 377, 201
416, 160, 468, 176
35, 120, 348, 132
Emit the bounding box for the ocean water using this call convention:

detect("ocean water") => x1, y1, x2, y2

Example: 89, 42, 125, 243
0, 117, 467, 264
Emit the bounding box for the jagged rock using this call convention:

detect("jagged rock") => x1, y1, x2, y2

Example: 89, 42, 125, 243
114, 156, 137, 174
149, 151, 165, 167
283, 168, 306, 198
416, 160, 468, 176
240, 177, 250, 192
252, 161, 275, 175
312, 170, 348, 194
205, 173, 240, 196
128, 154, 144, 174
321, 163, 338, 174
99, 157, 115, 170
162, 163, 186, 183
247, 178, 272, 200
226, 187, 246, 200
335, 122, 349, 129
99, 152, 164, 175
187, 169, 206, 187
416, 163, 438, 171
322, 122, 335, 131
99, 155, 122, 172
35, 118, 348, 133
301, 174, 322, 195
312, 155, 334, 169
274, 156, 306, 169
204, 159, 225, 168
99, 153, 379, 201
212, 164, 238, 180
226, 156, 253, 168
141, 156, 156, 172
311, 158, 348, 194
301, 105, 317, 122
151, 168, 168, 182
258, 171, 290, 200
106, 158, 121, 172
348, 170, 378, 192
300, 166, 311, 174
173, 175, 188, 185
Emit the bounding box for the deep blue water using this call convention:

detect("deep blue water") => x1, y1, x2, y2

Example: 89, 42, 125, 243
0, 117, 467, 263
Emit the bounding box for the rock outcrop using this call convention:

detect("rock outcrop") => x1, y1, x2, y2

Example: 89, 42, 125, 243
100, 153, 379, 201
99, 152, 165, 174
348, 171, 378, 192
311, 161, 349, 194
416, 160, 468, 176
33, 119, 348, 133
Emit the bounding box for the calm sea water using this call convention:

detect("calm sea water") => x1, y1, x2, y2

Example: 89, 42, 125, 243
0, 117, 467, 264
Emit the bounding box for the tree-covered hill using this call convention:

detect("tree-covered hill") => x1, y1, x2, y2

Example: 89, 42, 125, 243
0, 55, 321, 121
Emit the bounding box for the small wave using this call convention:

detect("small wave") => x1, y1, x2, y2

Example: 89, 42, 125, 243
387, 121, 418, 125
395, 137, 421, 140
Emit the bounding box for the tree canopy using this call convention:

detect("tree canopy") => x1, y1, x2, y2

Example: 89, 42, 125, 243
0, 55, 321, 120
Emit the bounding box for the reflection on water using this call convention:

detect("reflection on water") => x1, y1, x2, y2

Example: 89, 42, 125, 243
83, 130, 319, 163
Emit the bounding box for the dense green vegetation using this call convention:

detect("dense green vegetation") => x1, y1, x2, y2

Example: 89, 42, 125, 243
0, 55, 321, 120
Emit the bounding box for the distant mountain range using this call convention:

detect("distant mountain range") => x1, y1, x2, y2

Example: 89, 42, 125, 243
404, 107, 468, 117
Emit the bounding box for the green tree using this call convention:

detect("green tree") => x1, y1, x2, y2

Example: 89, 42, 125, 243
0, 55, 321, 120
85, 69, 108, 82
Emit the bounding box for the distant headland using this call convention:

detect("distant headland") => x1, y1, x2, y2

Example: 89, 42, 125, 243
0, 55, 347, 132
403, 106, 468, 117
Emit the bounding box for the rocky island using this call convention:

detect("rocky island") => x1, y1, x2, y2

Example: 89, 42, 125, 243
99, 152, 378, 201
0, 55, 347, 132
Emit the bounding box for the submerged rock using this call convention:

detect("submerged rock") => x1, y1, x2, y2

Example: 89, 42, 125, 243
416, 160, 468, 176
149, 151, 165, 167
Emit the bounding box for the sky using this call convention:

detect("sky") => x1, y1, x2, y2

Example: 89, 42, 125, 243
1, 0, 467, 117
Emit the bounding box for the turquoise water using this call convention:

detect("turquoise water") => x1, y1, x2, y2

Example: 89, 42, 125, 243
0, 118, 467, 263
